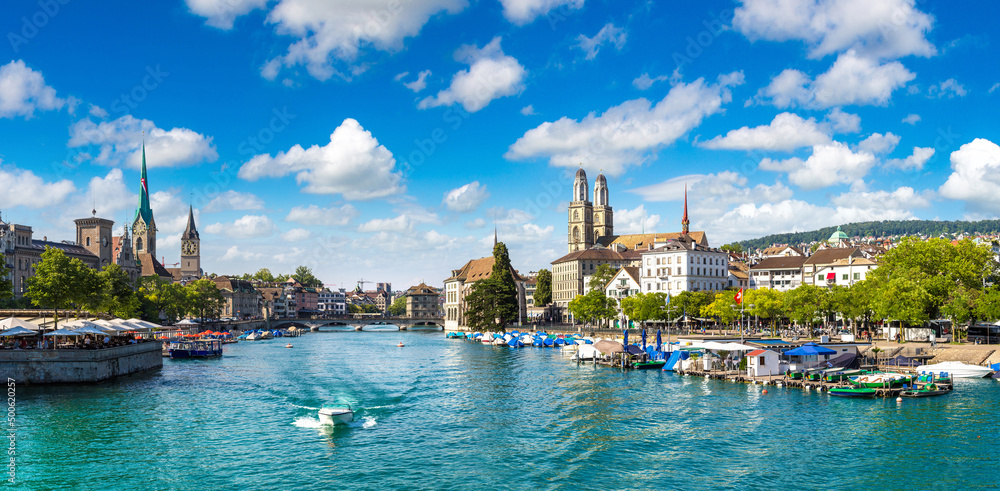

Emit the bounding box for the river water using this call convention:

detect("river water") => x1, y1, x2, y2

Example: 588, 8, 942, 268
12, 331, 1000, 490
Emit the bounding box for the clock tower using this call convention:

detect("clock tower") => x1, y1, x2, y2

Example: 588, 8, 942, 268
180, 205, 201, 281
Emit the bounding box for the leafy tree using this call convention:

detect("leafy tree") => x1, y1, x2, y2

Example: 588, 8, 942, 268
671, 291, 712, 319
388, 295, 407, 316
253, 268, 275, 283
92, 264, 139, 318
568, 289, 617, 327
489, 242, 520, 327
534, 269, 552, 306
587, 263, 617, 292
186, 278, 225, 321
292, 266, 323, 288
783, 285, 829, 328
975, 287, 1000, 324
701, 291, 739, 325
138, 277, 191, 324
0, 261, 12, 302
720, 243, 743, 254
745, 287, 785, 334
275, 273, 291, 283
621, 292, 669, 327
27, 247, 94, 327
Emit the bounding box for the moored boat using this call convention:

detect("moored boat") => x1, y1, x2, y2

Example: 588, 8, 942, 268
633, 360, 666, 370
900, 383, 952, 398
168, 339, 223, 359
824, 369, 863, 382
916, 361, 994, 379
850, 372, 911, 388
829, 387, 877, 398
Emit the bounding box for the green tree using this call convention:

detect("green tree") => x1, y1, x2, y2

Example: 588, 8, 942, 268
275, 273, 291, 283
701, 291, 739, 325
138, 277, 191, 324
621, 292, 668, 327
783, 285, 829, 328
92, 264, 139, 318
0, 261, 12, 302
489, 242, 519, 327
975, 287, 1000, 322
568, 289, 618, 327
27, 247, 95, 327
672, 291, 712, 319
253, 268, 275, 283
534, 269, 552, 306
186, 278, 225, 321
292, 266, 323, 288
587, 263, 617, 292
388, 295, 407, 316
745, 288, 785, 334
720, 242, 743, 254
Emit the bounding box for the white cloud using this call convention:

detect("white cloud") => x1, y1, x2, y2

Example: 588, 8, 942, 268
901, 113, 921, 125
68, 115, 218, 168
499, 0, 583, 25
217, 0, 468, 81
575, 23, 627, 60
443, 181, 490, 212
282, 228, 313, 241
184, 0, 267, 29
465, 218, 486, 228
88, 104, 108, 118
418, 37, 526, 113
398, 69, 432, 92
238, 118, 404, 200
285, 204, 359, 226
754, 51, 915, 109
761, 141, 875, 189
857, 132, 900, 155
0, 163, 75, 209
220, 245, 266, 262
358, 215, 411, 233
700, 112, 830, 151
74, 169, 134, 220
928, 78, 967, 98
506, 72, 744, 176
488, 222, 554, 245
939, 138, 1000, 213
205, 214, 278, 238
0, 60, 70, 119
830, 186, 932, 221
520, 105, 536, 115
613, 205, 660, 234
990, 83, 1000, 94
825, 108, 860, 133
632, 73, 669, 91
202, 190, 265, 213
733, 0, 936, 60
885, 146, 934, 171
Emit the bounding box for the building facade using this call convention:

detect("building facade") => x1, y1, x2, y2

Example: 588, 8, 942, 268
443, 255, 527, 330
638, 235, 729, 294
403, 283, 440, 318
212, 276, 262, 319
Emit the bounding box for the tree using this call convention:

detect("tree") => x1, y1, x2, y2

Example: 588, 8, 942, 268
138, 277, 191, 324
701, 291, 739, 325
388, 295, 407, 316
783, 285, 829, 329
745, 288, 784, 334
253, 268, 275, 283
186, 278, 225, 321
292, 266, 323, 288
534, 269, 552, 306
27, 247, 95, 327
0, 261, 12, 302
671, 291, 712, 320
568, 290, 617, 327
720, 242, 743, 254
587, 263, 617, 292
489, 242, 519, 327
91, 264, 139, 318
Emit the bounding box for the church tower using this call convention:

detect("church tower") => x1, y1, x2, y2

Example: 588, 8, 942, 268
180, 205, 201, 281
132, 142, 157, 260
681, 184, 690, 235
567, 167, 593, 252
75, 210, 114, 269
592, 172, 613, 242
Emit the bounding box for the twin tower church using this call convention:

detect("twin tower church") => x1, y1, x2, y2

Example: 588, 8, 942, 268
566, 168, 706, 253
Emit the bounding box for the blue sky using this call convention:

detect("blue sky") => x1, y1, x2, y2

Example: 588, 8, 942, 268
2, 0, 999, 289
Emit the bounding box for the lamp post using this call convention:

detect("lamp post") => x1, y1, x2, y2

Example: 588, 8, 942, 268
746, 304, 755, 343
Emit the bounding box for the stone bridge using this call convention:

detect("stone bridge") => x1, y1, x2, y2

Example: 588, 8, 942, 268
270, 316, 444, 331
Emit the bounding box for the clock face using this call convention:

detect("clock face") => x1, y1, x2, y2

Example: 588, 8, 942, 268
134, 222, 145, 235
101, 236, 108, 247
182, 241, 197, 256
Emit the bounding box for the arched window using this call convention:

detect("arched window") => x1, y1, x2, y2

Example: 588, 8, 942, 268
86, 237, 91, 246
573, 227, 580, 242
573, 210, 579, 221
137, 238, 143, 251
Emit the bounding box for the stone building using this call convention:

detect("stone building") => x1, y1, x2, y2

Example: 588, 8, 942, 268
403, 283, 440, 318
212, 276, 262, 319
443, 255, 527, 330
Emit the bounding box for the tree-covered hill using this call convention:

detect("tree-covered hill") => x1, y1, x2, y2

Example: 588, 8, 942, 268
738, 220, 1000, 251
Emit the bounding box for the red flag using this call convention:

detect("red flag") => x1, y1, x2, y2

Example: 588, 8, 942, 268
734, 288, 744, 305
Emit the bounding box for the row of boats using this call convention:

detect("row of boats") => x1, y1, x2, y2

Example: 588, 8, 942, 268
446, 330, 594, 348
820, 361, 995, 398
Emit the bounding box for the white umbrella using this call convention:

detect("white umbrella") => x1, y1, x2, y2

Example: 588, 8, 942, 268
0, 317, 40, 331
111, 319, 150, 331
126, 319, 161, 329
0, 326, 36, 337
93, 320, 132, 333
64, 320, 118, 334
70, 325, 109, 336
44, 329, 82, 337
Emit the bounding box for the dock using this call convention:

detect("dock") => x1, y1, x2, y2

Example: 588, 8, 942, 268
676, 368, 911, 398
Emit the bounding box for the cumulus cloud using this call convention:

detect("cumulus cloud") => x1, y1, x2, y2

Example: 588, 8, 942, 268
205, 214, 278, 238
506, 72, 744, 176
0, 163, 75, 209
856, 132, 900, 155
939, 138, 1000, 214
886, 146, 934, 171
0, 60, 72, 119
753, 51, 915, 109
499, 0, 584, 25
613, 205, 660, 234
220, 245, 266, 262
575, 23, 627, 60
443, 181, 490, 212
418, 37, 526, 113
397, 69, 432, 92
927, 78, 967, 98
700, 112, 831, 151
632, 73, 670, 91
202, 190, 265, 213
284, 204, 359, 226
831, 186, 932, 213
68, 115, 218, 168
358, 215, 412, 233
825, 108, 861, 133
520, 105, 536, 115
238, 118, 404, 200
184, 0, 267, 29
760, 141, 875, 189
69, 169, 134, 221
733, 0, 936, 60
901, 113, 921, 125
630, 172, 794, 226
281, 228, 313, 241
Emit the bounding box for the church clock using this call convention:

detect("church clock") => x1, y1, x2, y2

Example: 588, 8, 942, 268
182, 240, 197, 256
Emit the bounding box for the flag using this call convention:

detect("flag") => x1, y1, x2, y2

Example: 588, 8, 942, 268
734, 288, 743, 305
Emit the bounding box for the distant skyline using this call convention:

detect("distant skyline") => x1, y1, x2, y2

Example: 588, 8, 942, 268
2, 1, 1000, 288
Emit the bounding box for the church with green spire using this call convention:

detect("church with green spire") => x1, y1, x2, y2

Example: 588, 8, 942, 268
132, 142, 173, 280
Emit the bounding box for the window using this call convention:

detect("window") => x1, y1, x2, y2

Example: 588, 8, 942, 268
842, 274, 848, 280
853, 273, 860, 280
817, 274, 822, 281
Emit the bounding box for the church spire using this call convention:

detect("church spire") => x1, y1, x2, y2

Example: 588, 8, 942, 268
133, 139, 154, 226
182, 205, 199, 239
681, 184, 690, 235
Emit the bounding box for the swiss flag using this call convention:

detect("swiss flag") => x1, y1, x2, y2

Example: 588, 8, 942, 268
734, 288, 744, 305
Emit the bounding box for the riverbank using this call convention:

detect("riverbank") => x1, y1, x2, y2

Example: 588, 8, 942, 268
0, 342, 162, 384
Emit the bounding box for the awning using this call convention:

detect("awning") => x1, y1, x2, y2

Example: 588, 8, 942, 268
784, 342, 837, 356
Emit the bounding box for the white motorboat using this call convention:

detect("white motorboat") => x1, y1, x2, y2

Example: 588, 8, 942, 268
318, 404, 354, 425
916, 361, 995, 379
246, 331, 261, 341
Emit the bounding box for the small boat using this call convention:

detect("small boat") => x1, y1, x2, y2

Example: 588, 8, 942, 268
916, 361, 994, 379
786, 370, 804, 380
397, 342, 404, 347
446, 332, 464, 339
633, 360, 666, 370
318, 404, 354, 425
850, 372, 911, 388
824, 369, 863, 382
900, 383, 952, 398
829, 387, 877, 398
246, 331, 261, 341
168, 339, 223, 359
285, 343, 293, 348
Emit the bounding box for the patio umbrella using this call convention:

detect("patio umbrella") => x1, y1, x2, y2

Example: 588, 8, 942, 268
0, 326, 36, 337
0, 317, 40, 331
44, 329, 82, 336
641, 328, 647, 350
623, 329, 629, 347
784, 342, 837, 356
70, 325, 109, 337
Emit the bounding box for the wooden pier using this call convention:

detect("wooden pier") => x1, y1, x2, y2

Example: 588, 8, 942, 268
676, 368, 908, 398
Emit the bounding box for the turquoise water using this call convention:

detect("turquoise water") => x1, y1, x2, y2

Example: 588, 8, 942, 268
12, 332, 1000, 490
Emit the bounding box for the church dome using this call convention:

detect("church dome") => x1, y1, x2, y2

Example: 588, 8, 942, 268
575, 167, 587, 179
595, 173, 606, 184
828, 225, 849, 243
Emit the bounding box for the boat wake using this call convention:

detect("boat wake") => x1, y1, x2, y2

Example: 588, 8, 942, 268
292, 415, 378, 429
291, 404, 320, 411
292, 416, 323, 429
